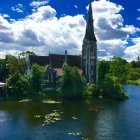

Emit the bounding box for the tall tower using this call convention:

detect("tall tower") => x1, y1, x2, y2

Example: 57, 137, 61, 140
82, 2, 97, 84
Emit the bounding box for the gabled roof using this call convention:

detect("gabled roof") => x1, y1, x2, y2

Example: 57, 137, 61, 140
28, 54, 81, 68
29, 55, 50, 66
50, 54, 81, 68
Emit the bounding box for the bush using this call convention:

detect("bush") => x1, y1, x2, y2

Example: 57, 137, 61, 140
98, 76, 129, 100
29, 64, 46, 94
59, 66, 86, 98
127, 68, 140, 80
84, 84, 97, 96
5, 72, 30, 96
126, 79, 140, 85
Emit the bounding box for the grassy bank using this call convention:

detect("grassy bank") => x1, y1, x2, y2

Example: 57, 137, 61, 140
126, 79, 140, 86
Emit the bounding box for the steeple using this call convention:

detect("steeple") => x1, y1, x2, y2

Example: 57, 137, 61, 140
81, 1, 98, 84
49, 52, 53, 68
84, 2, 96, 41
62, 50, 68, 68
137, 54, 140, 61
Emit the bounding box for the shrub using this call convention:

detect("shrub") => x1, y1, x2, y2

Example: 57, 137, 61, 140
5, 72, 30, 96
59, 66, 86, 98
84, 84, 97, 96
29, 64, 46, 94
98, 76, 129, 100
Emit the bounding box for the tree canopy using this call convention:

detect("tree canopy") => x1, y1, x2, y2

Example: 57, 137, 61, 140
60, 66, 86, 98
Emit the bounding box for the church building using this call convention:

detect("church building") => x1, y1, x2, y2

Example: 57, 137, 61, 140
26, 2, 97, 88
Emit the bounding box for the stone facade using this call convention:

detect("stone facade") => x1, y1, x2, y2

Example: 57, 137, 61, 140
82, 3, 97, 84
26, 53, 81, 89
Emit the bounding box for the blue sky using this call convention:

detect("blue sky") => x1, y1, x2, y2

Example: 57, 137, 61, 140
0, 0, 140, 60
0, 0, 139, 26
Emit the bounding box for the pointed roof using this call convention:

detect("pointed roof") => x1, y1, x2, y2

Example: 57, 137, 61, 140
28, 54, 81, 68
62, 50, 68, 68
137, 55, 140, 61
84, 2, 96, 41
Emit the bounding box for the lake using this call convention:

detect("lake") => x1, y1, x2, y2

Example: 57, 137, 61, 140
0, 85, 140, 140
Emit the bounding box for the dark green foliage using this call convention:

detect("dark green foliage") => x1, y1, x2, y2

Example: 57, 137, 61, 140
98, 60, 110, 82
19, 51, 36, 58
0, 52, 138, 99
6, 72, 30, 96
29, 64, 46, 94
127, 68, 140, 80
131, 60, 140, 68
60, 66, 85, 98
84, 84, 97, 96
126, 79, 140, 85
4, 64, 47, 96
109, 56, 131, 83
0, 59, 7, 81
97, 76, 129, 100
0, 54, 27, 85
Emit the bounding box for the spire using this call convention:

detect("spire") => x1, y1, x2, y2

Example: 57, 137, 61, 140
62, 50, 68, 68
84, 2, 96, 41
137, 54, 140, 61
49, 52, 52, 68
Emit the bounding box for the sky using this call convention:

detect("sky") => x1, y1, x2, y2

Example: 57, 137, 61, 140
0, 0, 140, 61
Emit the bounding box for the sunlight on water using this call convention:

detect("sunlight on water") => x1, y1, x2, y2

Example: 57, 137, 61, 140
0, 85, 140, 140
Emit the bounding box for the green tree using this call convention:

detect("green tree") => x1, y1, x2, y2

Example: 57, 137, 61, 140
6, 72, 30, 96
60, 66, 86, 98
5, 55, 27, 75
19, 51, 36, 58
127, 68, 140, 80
29, 64, 46, 94
109, 56, 131, 83
0, 59, 7, 81
98, 76, 129, 100
131, 60, 140, 68
98, 60, 110, 82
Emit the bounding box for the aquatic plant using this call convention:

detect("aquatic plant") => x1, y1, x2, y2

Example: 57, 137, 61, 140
44, 110, 62, 124
34, 115, 41, 118
81, 137, 90, 140
72, 116, 78, 120
19, 99, 32, 102
42, 99, 61, 104
68, 131, 81, 136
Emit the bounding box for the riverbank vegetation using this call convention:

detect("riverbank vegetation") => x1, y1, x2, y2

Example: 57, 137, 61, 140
0, 51, 140, 100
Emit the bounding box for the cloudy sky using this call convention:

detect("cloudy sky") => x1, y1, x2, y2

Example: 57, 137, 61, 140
0, 0, 140, 61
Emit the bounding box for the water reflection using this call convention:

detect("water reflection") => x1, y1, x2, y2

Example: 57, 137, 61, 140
0, 85, 140, 139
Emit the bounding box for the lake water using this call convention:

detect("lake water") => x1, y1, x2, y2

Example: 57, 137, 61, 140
0, 85, 140, 140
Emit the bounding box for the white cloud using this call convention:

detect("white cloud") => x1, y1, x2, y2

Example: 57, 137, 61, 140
124, 37, 140, 61
137, 9, 140, 21
90, 0, 124, 14
89, 0, 139, 60
74, 5, 78, 9
0, 6, 85, 57
30, 0, 49, 8
11, 4, 24, 13
1, 14, 9, 18
0, 15, 11, 30
28, 6, 57, 21
0, 0, 139, 61
137, 17, 140, 21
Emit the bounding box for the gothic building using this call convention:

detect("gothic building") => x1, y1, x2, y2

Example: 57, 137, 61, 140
82, 3, 97, 84
26, 2, 97, 88
26, 52, 81, 89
